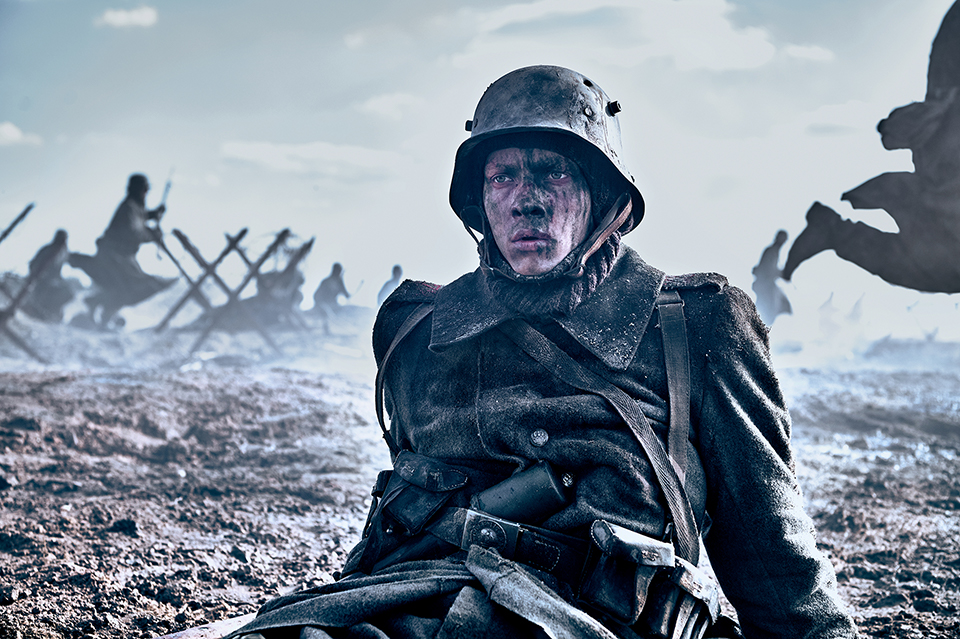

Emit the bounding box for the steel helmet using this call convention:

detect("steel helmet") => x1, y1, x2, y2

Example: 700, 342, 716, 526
449, 65, 644, 235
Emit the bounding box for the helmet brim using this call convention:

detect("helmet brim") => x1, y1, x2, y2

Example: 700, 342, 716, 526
449, 127, 644, 235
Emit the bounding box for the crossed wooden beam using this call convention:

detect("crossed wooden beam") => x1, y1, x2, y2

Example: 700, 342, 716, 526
236, 236, 315, 332
0, 204, 60, 363
153, 228, 249, 333
153, 228, 314, 359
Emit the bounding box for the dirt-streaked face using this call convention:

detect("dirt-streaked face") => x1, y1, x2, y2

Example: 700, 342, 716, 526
482, 147, 592, 276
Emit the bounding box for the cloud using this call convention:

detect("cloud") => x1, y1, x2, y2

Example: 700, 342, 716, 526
344, 33, 365, 49
359, 92, 423, 121
451, 0, 776, 72
0, 122, 42, 146
94, 6, 158, 28
784, 44, 835, 63
220, 140, 408, 180
805, 123, 857, 137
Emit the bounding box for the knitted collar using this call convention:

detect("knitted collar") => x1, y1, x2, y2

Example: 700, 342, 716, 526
430, 245, 665, 371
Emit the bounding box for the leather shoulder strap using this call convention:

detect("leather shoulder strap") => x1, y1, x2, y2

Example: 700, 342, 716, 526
375, 303, 434, 457
656, 290, 691, 485
497, 319, 700, 564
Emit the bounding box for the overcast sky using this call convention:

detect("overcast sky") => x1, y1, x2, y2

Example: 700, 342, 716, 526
1, 0, 958, 350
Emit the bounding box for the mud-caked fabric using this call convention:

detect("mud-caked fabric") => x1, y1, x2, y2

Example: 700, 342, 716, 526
232, 245, 857, 639
228, 548, 617, 639
370, 246, 854, 638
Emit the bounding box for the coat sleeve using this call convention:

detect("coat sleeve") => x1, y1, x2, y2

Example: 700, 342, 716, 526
692, 285, 857, 639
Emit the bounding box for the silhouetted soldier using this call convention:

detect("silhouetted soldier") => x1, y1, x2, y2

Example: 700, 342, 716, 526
377, 264, 403, 306
22, 229, 75, 323
782, 1, 960, 292
751, 230, 792, 326
68, 173, 177, 328
312, 262, 349, 314
248, 248, 308, 328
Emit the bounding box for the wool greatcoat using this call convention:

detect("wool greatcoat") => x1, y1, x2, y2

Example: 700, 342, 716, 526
67, 197, 174, 310
230, 246, 857, 639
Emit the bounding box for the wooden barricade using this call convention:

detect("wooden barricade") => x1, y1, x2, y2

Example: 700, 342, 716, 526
154, 228, 314, 358
0, 204, 58, 363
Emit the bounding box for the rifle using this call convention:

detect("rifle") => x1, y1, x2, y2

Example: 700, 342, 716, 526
0, 203, 35, 248
159, 167, 174, 208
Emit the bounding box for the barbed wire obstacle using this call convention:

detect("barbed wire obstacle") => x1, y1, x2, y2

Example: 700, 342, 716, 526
0, 231, 66, 363
167, 228, 311, 359
153, 228, 249, 332
234, 235, 314, 332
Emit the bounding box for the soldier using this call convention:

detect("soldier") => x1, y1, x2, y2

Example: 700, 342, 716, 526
68, 173, 176, 328
22, 229, 75, 323
782, 1, 960, 292
230, 67, 856, 639
311, 262, 350, 313
751, 230, 792, 326
377, 264, 403, 306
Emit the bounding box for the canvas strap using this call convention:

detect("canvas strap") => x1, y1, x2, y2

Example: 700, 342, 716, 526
497, 317, 699, 564
373, 291, 698, 563
375, 303, 434, 457
656, 289, 691, 485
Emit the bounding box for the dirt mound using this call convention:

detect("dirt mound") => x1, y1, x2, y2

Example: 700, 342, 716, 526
782, 366, 960, 637
0, 368, 390, 639
0, 326, 957, 637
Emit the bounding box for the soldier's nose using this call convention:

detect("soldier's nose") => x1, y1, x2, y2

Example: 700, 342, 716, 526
513, 203, 546, 218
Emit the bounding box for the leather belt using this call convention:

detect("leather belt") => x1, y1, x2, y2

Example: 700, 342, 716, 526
427, 508, 589, 583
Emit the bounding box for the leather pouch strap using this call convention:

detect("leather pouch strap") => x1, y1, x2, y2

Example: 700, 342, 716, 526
656, 290, 691, 484
375, 303, 434, 457
497, 319, 700, 565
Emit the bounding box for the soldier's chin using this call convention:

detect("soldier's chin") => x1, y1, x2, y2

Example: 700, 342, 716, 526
510, 253, 562, 276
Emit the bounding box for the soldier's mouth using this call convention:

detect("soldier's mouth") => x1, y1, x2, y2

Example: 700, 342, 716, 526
511, 230, 552, 250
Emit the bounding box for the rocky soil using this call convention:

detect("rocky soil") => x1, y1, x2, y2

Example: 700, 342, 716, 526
0, 314, 957, 639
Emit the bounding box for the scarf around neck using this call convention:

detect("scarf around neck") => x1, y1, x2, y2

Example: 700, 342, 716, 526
479, 232, 622, 319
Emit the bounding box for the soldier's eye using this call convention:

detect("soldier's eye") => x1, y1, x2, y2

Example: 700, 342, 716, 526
490, 175, 511, 183
548, 171, 566, 180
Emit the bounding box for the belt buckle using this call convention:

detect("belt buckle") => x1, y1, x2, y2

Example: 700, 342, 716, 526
462, 509, 521, 557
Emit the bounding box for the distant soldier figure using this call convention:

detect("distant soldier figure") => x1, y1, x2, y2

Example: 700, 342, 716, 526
248, 238, 313, 327
22, 229, 74, 323
68, 174, 177, 328
377, 264, 403, 306
782, 1, 960, 292
312, 262, 350, 314
751, 230, 792, 326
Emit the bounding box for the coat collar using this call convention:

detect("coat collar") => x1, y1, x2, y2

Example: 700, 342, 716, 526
430, 246, 665, 370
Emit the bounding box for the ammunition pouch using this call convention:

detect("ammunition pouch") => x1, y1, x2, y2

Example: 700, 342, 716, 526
383, 451, 469, 534
348, 451, 468, 576
579, 521, 719, 639
344, 456, 722, 639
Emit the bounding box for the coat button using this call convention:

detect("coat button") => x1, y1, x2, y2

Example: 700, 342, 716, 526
530, 429, 549, 447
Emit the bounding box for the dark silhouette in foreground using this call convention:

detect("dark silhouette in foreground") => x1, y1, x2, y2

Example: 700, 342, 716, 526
783, 1, 960, 292
751, 230, 792, 325
68, 174, 177, 328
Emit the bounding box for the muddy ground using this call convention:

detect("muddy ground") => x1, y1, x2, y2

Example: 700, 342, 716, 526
0, 309, 958, 639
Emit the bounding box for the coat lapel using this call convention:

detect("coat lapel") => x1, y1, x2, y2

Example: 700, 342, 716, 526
429, 247, 664, 371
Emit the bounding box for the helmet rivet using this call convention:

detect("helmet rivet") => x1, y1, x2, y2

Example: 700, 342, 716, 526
584, 105, 594, 118
607, 101, 622, 116
465, 120, 473, 132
